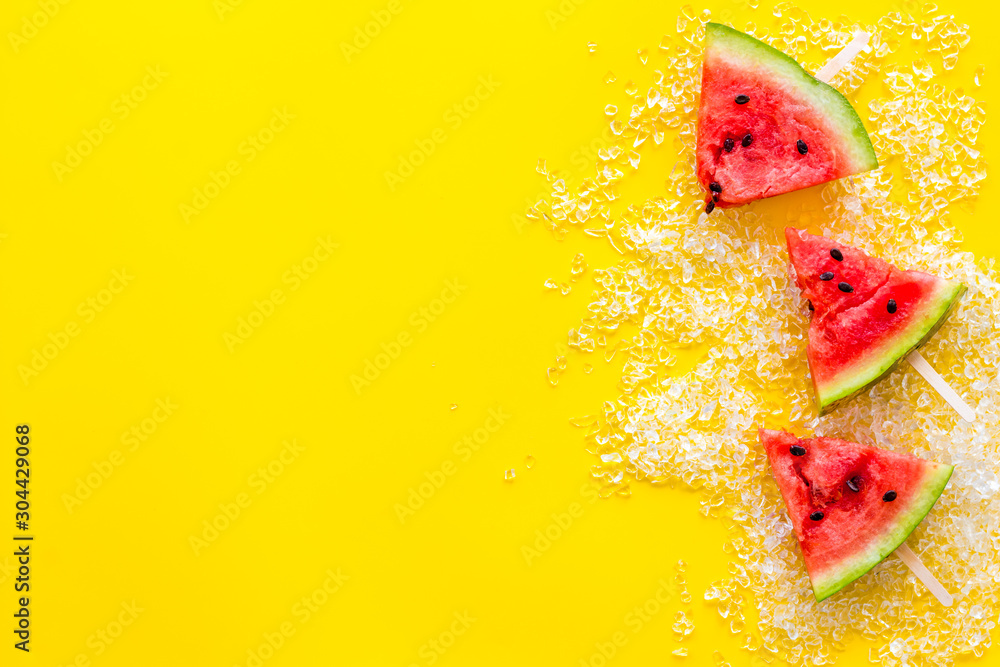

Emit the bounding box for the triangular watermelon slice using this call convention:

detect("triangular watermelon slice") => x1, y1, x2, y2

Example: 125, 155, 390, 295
696, 24, 878, 210
786, 228, 966, 414
760, 429, 953, 601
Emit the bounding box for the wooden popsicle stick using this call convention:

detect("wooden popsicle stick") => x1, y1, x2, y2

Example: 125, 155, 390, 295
814, 31, 871, 83
905, 350, 976, 422
894, 542, 953, 607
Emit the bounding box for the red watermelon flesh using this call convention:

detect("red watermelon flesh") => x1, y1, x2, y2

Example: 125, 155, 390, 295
786, 228, 966, 413
760, 429, 953, 601
696, 24, 878, 208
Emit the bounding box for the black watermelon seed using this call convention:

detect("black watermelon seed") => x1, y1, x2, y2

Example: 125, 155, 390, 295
819, 272, 834, 281
847, 476, 861, 492
790, 445, 806, 456
887, 299, 897, 314
830, 249, 843, 261
705, 200, 715, 214
838, 282, 853, 293
709, 182, 722, 193
807, 300, 814, 311
713, 193, 719, 203
809, 511, 824, 521
797, 139, 808, 155
742, 133, 753, 147
883, 490, 897, 502
724, 137, 735, 152
735, 95, 750, 104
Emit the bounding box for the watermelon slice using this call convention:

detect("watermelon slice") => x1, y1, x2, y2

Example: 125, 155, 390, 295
760, 428, 953, 601
696, 24, 878, 210
786, 228, 966, 414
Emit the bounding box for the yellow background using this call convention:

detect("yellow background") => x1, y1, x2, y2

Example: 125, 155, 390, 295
1, 0, 996, 665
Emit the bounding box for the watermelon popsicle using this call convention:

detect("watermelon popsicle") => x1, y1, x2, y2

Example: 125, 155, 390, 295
696, 24, 878, 212
785, 228, 970, 417
760, 429, 954, 604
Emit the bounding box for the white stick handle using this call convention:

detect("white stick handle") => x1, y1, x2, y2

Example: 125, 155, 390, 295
894, 542, 953, 607
905, 350, 976, 422
814, 32, 871, 83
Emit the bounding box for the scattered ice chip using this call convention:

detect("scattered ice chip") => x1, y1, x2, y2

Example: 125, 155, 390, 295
672, 610, 695, 639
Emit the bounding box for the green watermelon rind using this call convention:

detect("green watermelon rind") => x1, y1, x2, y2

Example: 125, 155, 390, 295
814, 280, 967, 414
810, 462, 954, 601
705, 23, 879, 175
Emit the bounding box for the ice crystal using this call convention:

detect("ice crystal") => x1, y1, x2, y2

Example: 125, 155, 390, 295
673, 610, 696, 640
